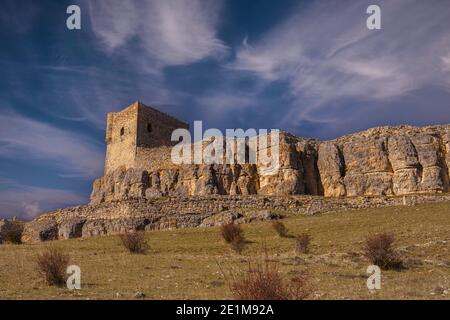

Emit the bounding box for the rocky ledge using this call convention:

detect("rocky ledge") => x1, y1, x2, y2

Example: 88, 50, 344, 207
91, 124, 450, 203
8, 124, 450, 243
17, 193, 450, 243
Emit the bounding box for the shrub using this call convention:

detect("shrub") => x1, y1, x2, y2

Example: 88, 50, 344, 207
295, 234, 311, 254
271, 220, 288, 238
364, 233, 404, 270
36, 248, 70, 286
221, 223, 243, 243
230, 236, 246, 253
2, 228, 23, 244
230, 258, 310, 300
120, 231, 149, 254
221, 223, 245, 253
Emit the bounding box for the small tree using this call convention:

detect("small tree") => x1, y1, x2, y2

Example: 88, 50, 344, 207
120, 231, 149, 254
271, 220, 288, 238
36, 248, 70, 286
230, 257, 310, 300
220, 223, 245, 253
364, 233, 404, 270
295, 234, 311, 254
2, 228, 23, 244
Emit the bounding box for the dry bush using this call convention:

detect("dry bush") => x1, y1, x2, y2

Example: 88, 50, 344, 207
2, 228, 23, 244
364, 233, 404, 270
230, 236, 246, 253
221, 223, 244, 243
271, 220, 288, 238
120, 231, 149, 254
295, 234, 311, 254
221, 223, 245, 253
36, 248, 70, 286
229, 257, 310, 300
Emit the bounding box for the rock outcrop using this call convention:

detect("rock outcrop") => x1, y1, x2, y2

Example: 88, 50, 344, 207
91, 125, 450, 203
17, 123, 450, 243
20, 193, 450, 243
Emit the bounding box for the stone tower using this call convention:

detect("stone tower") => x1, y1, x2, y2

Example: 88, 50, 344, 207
104, 101, 189, 174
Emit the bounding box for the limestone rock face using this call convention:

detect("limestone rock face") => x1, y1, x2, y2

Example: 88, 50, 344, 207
444, 131, 450, 180
317, 142, 345, 197
21, 219, 58, 242
58, 218, 86, 239
410, 133, 449, 192
341, 137, 393, 196
387, 135, 420, 194
17, 124, 450, 244
90, 125, 450, 204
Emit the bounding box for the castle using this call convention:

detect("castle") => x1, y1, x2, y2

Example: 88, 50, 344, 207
104, 101, 189, 174
90, 101, 450, 204
19, 101, 450, 242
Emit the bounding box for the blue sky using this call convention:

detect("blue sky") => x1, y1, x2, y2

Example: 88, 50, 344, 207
1, 0, 450, 219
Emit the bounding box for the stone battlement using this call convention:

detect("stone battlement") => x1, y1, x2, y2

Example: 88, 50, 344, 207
104, 101, 189, 174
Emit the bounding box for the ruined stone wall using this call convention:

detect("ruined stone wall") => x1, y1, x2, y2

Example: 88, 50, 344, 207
93, 125, 450, 204
135, 146, 178, 172
104, 104, 138, 174
136, 103, 189, 148
104, 102, 189, 174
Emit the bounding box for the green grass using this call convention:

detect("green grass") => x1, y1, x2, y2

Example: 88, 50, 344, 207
0, 202, 449, 300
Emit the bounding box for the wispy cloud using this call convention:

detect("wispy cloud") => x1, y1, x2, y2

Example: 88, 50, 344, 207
0, 111, 104, 179
229, 0, 450, 125
197, 92, 256, 111
442, 53, 450, 72
0, 181, 85, 219
87, 0, 228, 68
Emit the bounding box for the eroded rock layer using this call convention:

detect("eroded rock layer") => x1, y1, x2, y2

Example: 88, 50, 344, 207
91, 125, 450, 204
20, 194, 450, 243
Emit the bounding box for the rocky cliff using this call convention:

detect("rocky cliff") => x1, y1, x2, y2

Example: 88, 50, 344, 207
91, 125, 450, 203
15, 124, 450, 243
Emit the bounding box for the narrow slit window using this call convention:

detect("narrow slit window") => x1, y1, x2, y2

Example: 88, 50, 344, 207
147, 123, 152, 133
120, 127, 125, 136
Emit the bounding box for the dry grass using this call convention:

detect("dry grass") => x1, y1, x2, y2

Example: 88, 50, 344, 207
36, 248, 70, 286
0, 201, 449, 299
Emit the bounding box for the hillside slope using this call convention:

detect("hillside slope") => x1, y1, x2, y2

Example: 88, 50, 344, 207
1, 202, 449, 299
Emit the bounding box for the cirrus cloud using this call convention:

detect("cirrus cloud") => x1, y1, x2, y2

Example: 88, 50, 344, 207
87, 0, 228, 68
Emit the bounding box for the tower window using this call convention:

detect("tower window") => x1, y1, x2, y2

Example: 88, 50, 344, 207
120, 127, 125, 136
147, 123, 152, 133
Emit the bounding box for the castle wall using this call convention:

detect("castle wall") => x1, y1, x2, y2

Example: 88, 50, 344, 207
104, 102, 189, 174
136, 104, 189, 148
104, 104, 138, 174
135, 146, 178, 172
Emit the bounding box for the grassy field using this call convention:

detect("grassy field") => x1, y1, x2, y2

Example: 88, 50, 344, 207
0, 202, 449, 300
